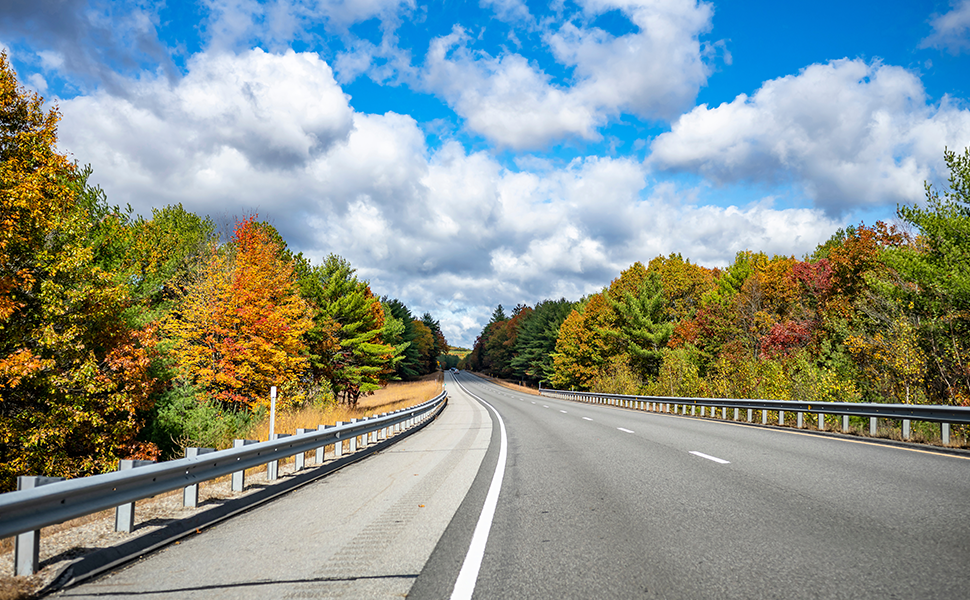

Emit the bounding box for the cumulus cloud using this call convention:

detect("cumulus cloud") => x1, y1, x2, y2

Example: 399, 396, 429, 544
60, 49, 354, 184
921, 0, 970, 55
421, 0, 715, 149
0, 0, 174, 86
480, 0, 534, 24
649, 58, 970, 214
58, 48, 839, 346
202, 0, 415, 51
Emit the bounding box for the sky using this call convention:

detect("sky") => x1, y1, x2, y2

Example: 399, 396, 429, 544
2, 0, 970, 347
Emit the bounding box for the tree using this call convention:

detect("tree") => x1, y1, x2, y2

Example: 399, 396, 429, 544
603, 271, 674, 379
882, 147, 970, 405
421, 312, 448, 372
551, 294, 613, 390
383, 298, 420, 380
164, 216, 312, 410
510, 298, 574, 383
299, 254, 398, 405
1, 54, 158, 490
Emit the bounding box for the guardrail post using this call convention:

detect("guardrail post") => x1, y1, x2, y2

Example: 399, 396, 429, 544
747, 409, 752, 422
942, 423, 950, 445
734, 408, 739, 421
692, 405, 696, 416
818, 413, 825, 430
842, 415, 850, 433
779, 410, 785, 426
797, 412, 803, 428
232, 439, 259, 491
722, 407, 727, 419
334, 422, 344, 457
267, 433, 292, 481
183, 447, 216, 507
869, 417, 877, 436
316, 425, 329, 463
349, 419, 358, 452
762, 410, 768, 425
359, 418, 369, 449
903, 419, 911, 440
115, 459, 155, 532
295, 429, 316, 470
379, 413, 388, 440
369, 418, 379, 444
15, 476, 64, 576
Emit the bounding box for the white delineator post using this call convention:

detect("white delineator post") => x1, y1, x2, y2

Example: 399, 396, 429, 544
269, 386, 277, 441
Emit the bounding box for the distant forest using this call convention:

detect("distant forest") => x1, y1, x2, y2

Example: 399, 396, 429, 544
463, 149, 970, 420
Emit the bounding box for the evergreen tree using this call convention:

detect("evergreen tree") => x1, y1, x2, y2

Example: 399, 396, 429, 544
383, 298, 421, 380
510, 298, 574, 383
301, 254, 397, 405
603, 271, 674, 379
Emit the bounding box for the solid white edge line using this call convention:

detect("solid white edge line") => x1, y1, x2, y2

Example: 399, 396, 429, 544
689, 451, 730, 464
450, 379, 508, 600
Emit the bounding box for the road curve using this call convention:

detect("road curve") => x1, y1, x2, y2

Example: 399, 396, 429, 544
53, 383, 490, 599
411, 372, 970, 600
52, 373, 970, 599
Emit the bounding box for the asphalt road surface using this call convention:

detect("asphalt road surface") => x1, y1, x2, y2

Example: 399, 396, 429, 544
56, 372, 970, 599
412, 372, 970, 599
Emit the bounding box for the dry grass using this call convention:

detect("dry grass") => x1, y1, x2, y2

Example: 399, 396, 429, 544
245, 373, 443, 441
0, 577, 34, 600
468, 372, 541, 396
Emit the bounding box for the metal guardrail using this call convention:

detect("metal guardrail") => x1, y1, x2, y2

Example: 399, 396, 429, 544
539, 389, 970, 442
0, 391, 447, 542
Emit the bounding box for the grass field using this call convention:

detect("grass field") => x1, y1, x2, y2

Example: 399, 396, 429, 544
245, 372, 443, 441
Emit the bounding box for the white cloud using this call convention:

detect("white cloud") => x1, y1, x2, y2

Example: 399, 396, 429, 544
26, 73, 48, 94
202, 0, 415, 51
480, 0, 533, 24
649, 58, 970, 214
921, 0, 970, 55
60, 48, 354, 188
58, 48, 840, 347
421, 0, 715, 149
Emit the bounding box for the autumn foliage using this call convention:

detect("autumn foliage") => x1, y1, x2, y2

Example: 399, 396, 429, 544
465, 150, 970, 433
0, 58, 446, 490
164, 217, 313, 410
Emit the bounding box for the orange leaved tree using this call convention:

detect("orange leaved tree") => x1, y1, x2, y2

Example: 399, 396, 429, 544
165, 217, 312, 412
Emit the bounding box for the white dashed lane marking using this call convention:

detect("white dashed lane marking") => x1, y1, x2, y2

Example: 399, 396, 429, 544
689, 451, 730, 464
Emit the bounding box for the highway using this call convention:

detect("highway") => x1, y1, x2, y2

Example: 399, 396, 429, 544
413, 372, 970, 599
55, 372, 970, 598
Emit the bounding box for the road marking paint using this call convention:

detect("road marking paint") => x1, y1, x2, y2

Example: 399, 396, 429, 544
543, 405, 549, 408
617, 427, 634, 433
531, 401, 536, 404
582, 417, 593, 421
451, 380, 508, 600
560, 410, 567, 413
690, 451, 730, 464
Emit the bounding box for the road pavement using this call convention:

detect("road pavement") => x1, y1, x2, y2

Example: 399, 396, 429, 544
411, 373, 970, 599
54, 373, 970, 599
54, 382, 490, 599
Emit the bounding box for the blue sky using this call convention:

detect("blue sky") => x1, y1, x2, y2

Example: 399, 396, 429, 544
2, 0, 970, 346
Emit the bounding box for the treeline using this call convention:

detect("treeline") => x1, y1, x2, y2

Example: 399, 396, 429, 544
464, 148, 970, 419
0, 55, 447, 491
